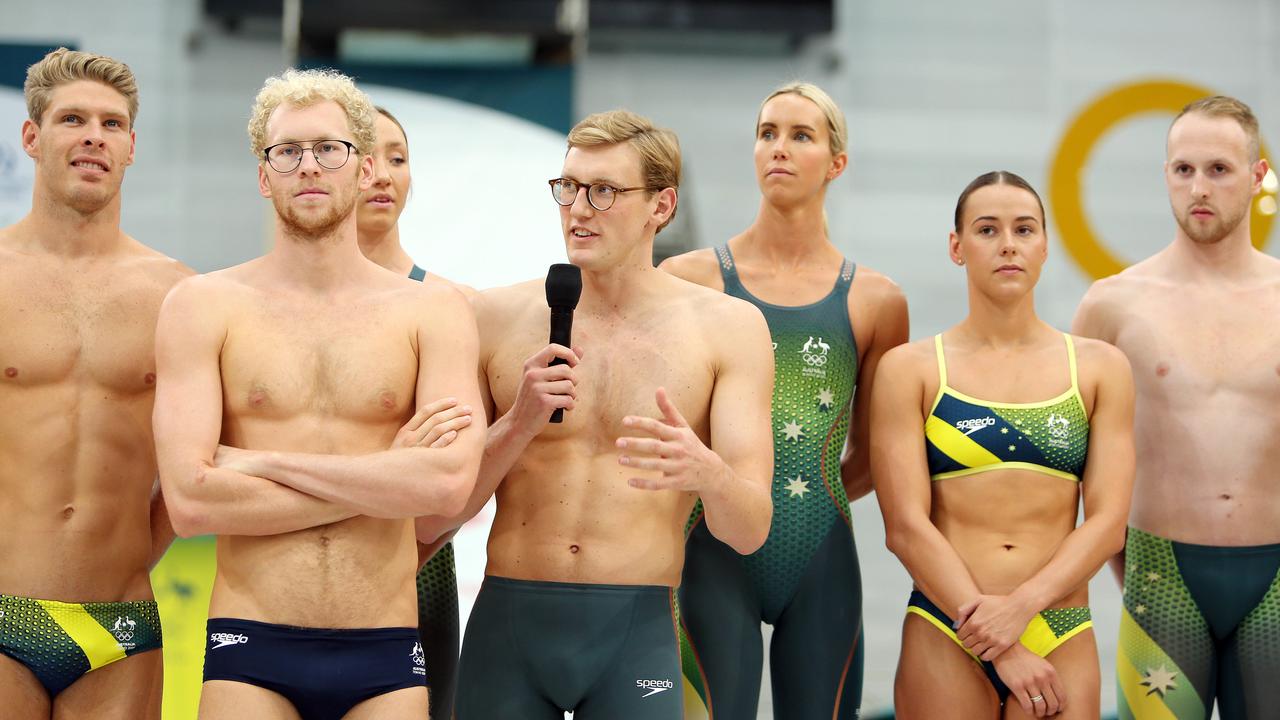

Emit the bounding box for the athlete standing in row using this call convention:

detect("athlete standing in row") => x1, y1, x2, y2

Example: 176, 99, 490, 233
874, 172, 1134, 719
662, 82, 907, 719
1075, 96, 1280, 719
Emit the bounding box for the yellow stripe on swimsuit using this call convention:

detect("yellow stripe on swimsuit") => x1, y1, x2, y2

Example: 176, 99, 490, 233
924, 333, 1089, 482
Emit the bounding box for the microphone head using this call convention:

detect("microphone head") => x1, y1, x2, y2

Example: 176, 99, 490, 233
545, 263, 583, 309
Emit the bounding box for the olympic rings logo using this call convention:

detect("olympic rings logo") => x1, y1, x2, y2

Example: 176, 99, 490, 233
1049, 79, 1276, 280
802, 354, 828, 366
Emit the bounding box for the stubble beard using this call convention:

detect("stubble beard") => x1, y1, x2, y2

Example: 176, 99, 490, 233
1175, 198, 1249, 246
275, 184, 358, 242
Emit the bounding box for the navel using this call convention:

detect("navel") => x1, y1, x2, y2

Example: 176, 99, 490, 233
61, 505, 75, 520
569, 544, 580, 554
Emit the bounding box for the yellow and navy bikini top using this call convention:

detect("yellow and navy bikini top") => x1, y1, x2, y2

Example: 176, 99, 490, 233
924, 333, 1089, 483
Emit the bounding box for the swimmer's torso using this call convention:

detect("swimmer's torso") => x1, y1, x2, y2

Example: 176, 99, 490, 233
209, 264, 427, 627
1099, 263, 1280, 545
480, 278, 732, 588
918, 334, 1098, 607
0, 236, 186, 601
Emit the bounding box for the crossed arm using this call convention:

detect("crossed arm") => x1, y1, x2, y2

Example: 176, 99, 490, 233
155, 278, 485, 538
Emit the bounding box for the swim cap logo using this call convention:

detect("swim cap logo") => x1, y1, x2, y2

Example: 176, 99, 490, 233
956, 417, 996, 435
636, 678, 674, 698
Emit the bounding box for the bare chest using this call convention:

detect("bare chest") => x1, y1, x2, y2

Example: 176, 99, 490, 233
1115, 292, 1280, 399
489, 317, 716, 443
0, 261, 163, 394
221, 304, 418, 423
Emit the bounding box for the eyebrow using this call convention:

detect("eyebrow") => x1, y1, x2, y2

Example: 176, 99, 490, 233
971, 215, 1041, 225
54, 106, 128, 121
562, 174, 627, 186
759, 122, 818, 133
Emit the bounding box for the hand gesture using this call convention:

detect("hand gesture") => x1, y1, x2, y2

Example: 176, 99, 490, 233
617, 387, 725, 493
955, 594, 1037, 660
506, 344, 582, 436
992, 643, 1066, 717
393, 397, 473, 449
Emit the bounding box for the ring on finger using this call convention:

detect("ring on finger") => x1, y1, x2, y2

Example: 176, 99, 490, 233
1029, 694, 1044, 703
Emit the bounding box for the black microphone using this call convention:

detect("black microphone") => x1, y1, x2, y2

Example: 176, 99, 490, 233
545, 263, 582, 423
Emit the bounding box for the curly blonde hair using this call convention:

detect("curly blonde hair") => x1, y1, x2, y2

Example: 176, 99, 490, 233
247, 68, 376, 159
567, 109, 681, 232
25, 47, 139, 126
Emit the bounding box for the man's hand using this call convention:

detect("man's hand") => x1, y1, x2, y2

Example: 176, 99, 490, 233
617, 387, 727, 493
991, 643, 1066, 717
955, 593, 1038, 660
394, 397, 474, 449
213, 445, 261, 476
504, 344, 582, 437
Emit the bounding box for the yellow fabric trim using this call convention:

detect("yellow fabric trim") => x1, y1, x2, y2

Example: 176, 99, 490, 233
924, 415, 1003, 469
1116, 613, 1180, 720
40, 600, 125, 670
930, 462, 1080, 483
906, 606, 981, 663
932, 332, 1086, 410
1064, 334, 1080, 394
940, 385, 1077, 409
1019, 614, 1093, 656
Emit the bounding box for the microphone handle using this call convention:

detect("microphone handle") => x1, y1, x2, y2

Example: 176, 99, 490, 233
548, 308, 574, 423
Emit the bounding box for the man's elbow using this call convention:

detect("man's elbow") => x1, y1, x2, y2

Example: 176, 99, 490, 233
411, 463, 476, 518
166, 496, 210, 538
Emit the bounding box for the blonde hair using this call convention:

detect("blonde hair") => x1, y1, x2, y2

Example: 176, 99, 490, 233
247, 68, 376, 158
567, 109, 681, 232
1172, 95, 1261, 162
758, 81, 848, 157
25, 47, 139, 126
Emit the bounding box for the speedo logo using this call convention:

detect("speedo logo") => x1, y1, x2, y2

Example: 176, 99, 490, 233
209, 632, 249, 649
955, 417, 996, 435
636, 678, 674, 698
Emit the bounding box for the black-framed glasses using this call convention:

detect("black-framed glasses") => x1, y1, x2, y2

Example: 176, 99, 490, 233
262, 140, 356, 173
548, 178, 653, 211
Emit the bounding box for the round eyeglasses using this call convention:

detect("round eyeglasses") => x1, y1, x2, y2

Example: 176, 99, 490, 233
548, 178, 654, 212
262, 140, 356, 173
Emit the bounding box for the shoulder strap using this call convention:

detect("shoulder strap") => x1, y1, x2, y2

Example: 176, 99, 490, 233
408, 264, 427, 282
934, 334, 948, 388
1063, 333, 1080, 394
835, 258, 857, 292
714, 244, 741, 290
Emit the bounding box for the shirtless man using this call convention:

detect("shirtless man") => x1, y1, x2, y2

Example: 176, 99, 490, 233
0, 48, 190, 720
1074, 95, 1280, 720
423, 109, 774, 719
154, 68, 484, 720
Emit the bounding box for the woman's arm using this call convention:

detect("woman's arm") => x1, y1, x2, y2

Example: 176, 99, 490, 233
872, 345, 985, 615
956, 341, 1135, 660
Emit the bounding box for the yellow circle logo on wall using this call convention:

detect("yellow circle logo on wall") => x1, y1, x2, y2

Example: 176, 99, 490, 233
1049, 79, 1275, 280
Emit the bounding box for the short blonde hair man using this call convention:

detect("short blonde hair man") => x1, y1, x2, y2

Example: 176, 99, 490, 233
567, 109, 681, 231
247, 67, 377, 158
25, 47, 139, 126
1171, 95, 1261, 162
